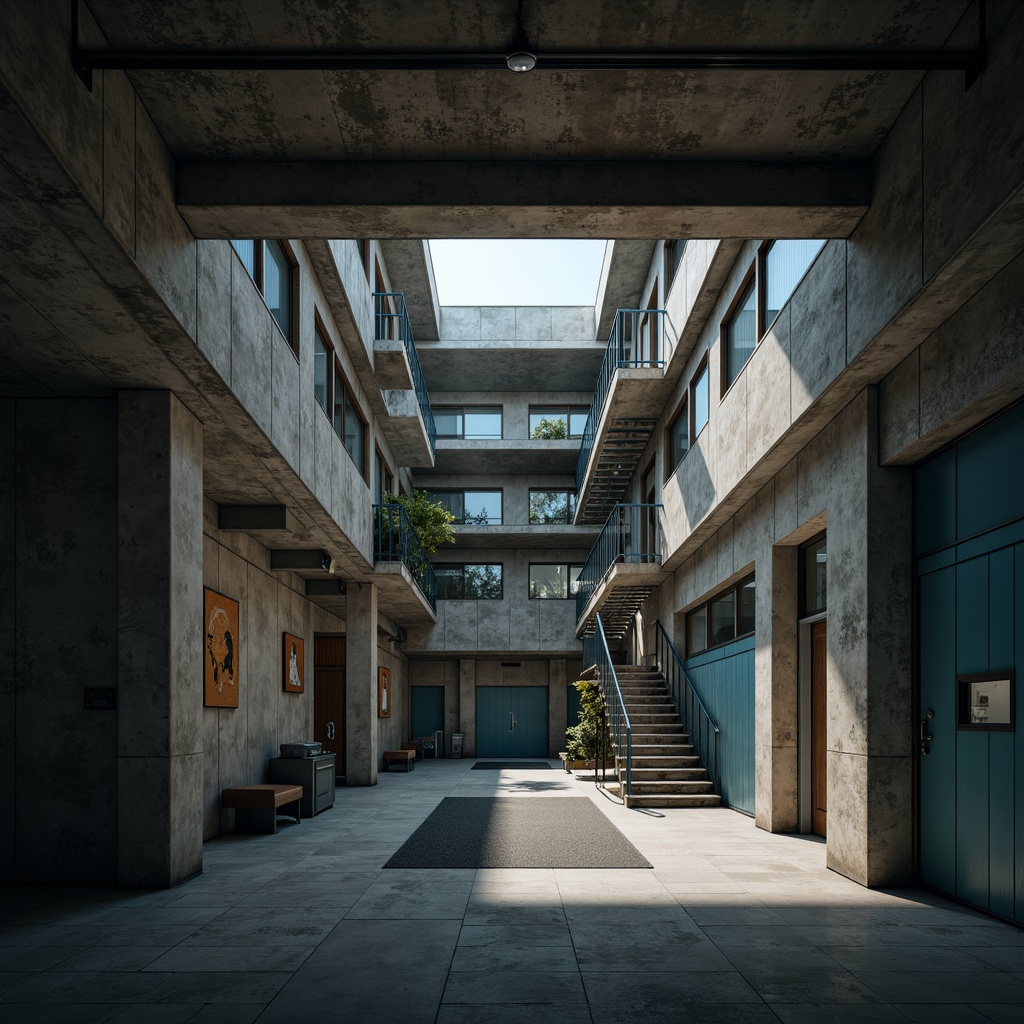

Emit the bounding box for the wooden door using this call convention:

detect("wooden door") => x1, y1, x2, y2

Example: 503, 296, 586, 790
314, 636, 345, 777
811, 620, 827, 837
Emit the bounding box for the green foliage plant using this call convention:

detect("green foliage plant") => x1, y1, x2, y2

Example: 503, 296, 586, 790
531, 416, 568, 440
382, 489, 455, 555
564, 679, 604, 761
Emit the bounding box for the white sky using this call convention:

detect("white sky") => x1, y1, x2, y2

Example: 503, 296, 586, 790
428, 239, 606, 306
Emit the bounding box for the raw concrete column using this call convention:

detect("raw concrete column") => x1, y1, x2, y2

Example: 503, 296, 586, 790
117, 391, 203, 888
548, 658, 567, 758
345, 582, 378, 785
755, 541, 800, 833
827, 389, 913, 887
459, 659, 476, 757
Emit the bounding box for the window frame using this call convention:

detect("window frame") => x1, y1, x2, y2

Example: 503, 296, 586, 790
374, 447, 394, 505
528, 562, 585, 600
312, 316, 333, 420
528, 488, 576, 525
720, 262, 757, 398
433, 563, 504, 600
529, 404, 590, 440
331, 356, 368, 481
689, 352, 710, 442
664, 394, 689, 480
425, 489, 503, 525
798, 531, 827, 618
232, 238, 299, 360
685, 573, 756, 657
433, 405, 504, 440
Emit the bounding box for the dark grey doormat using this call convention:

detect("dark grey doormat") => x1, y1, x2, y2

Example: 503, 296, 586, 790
383, 797, 652, 869
470, 761, 553, 770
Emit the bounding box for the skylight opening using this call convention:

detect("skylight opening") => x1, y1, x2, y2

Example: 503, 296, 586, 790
428, 239, 606, 307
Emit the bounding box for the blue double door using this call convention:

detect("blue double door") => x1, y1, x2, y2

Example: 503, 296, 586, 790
917, 403, 1024, 925
476, 686, 548, 758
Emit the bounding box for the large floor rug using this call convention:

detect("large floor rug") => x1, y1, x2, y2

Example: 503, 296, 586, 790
383, 797, 652, 869
469, 761, 553, 770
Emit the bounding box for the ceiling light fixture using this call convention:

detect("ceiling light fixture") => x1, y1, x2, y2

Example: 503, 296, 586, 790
506, 0, 536, 73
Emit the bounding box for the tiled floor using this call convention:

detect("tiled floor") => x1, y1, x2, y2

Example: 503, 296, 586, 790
2, 759, 1023, 1023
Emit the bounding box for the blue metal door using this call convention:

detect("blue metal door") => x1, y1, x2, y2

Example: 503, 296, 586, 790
411, 686, 444, 741
476, 686, 549, 757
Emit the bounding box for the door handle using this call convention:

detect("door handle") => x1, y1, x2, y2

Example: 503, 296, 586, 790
920, 710, 933, 755
326, 721, 335, 741
509, 712, 517, 732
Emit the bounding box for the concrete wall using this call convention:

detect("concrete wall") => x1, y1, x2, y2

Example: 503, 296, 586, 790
0, 399, 119, 883
438, 307, 595, 343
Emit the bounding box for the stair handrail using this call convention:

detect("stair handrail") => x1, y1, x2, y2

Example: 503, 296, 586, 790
654, 620, 720, 795
583, 614, 632, 799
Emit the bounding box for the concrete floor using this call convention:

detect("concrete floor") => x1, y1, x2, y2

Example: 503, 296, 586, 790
1, 760, 1023, 1024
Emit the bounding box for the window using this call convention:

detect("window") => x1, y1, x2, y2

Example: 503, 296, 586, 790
529, 489, 576, 524
799, 534, 827, 617
529, 563, 584, 599
231, 238, 297, 356
724, 276, 756, 391
665, 239, 687, 288
435, 564, 503, 599
529, 405, 589, 440
374, 449, 394, 505
686, 574, 755, 656
426, 490, 502, 525
691, 356, 709, 439
332, 362, 367, 477
434, 406, 503, 439
721, 238, 825, 395
313, 326, 331, 415
763, 239, 826, 331
666, 398, 689, 477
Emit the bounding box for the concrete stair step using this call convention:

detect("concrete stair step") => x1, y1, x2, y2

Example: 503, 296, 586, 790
624, 794, 723, 808
629, 755, 701, 768
627, 768, 710, 782
628, 744, 696, 756
621, 779, 715, 795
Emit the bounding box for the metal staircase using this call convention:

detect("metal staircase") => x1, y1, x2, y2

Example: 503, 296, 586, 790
604, 666, 721, 808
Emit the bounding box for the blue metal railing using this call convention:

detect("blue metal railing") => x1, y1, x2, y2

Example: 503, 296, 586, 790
583, 614, 632, 800
575, 503, 663, 622
654, 620, 720, 795
373, 291, 437, 454
372, 503, 437, 612
576, 308, 666, 494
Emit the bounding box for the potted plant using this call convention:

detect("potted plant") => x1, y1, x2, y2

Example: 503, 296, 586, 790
560, 680, 614, 773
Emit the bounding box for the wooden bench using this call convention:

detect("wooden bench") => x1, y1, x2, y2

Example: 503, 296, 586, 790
222, 784, 303, 834
383, 749, 415, 772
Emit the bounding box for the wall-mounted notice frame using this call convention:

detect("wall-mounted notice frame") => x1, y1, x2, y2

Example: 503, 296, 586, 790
957, 671, 1015, 731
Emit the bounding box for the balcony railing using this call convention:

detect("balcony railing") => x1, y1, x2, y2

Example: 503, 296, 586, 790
372, 503, 437, 612
654, 620, 719, 795
582, 614, 632, 799
575, 503, 663, 621
373, 291, 437, 454
576, 308, 666, 493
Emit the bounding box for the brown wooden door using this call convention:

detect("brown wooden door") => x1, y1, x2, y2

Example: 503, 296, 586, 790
314, 636, 345, 777
811, 620, 827, 837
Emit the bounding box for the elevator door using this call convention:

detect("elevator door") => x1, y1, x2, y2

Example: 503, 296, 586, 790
476, 686, 549, 757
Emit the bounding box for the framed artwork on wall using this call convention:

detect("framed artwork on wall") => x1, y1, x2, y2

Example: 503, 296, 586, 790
378, 666, 391, 718
283, 633, 304, 693
204, 588, 239, 708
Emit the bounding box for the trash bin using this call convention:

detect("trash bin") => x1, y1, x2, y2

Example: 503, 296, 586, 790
451, 733, 464, 759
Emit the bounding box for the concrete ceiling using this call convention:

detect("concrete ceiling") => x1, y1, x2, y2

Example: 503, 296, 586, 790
81, 0, 976, 239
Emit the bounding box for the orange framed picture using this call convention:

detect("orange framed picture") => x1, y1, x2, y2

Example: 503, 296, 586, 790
283, 633, 304, 693
204, 588, 239, 708
378, 665, 391, 718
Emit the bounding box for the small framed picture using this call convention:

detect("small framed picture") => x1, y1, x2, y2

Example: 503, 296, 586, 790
957, 671, 1014, 731
378, 666, 391, 718
204, 588, 239, 708
283, 633, 304, 693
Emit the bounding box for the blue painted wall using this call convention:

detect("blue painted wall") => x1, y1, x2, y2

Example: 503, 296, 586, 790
684, 634, 755, 816
411, 686, 445, 741
916, 400, 1024, 925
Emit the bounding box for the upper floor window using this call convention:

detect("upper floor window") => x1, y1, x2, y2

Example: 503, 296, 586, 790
333, 364, 367, 477
426, 489, 502, 525
313, 326, 331, 414
686, 574, 755, 656
666, 398, 689, 478
799, 533, 827, 617
374, 449, 394, 505
529, 563, 584, 599
721, 238, 825, 395
691, 356, 709, 439
530, 405, 589, 440
434, 406, 503, 440
435, 563, 503, 599
231, 238, 297, 356
665, 239, 687, 289
529, 489, 576, 524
